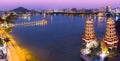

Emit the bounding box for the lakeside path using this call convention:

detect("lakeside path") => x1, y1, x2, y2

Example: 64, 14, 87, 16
0, 29, 38, 61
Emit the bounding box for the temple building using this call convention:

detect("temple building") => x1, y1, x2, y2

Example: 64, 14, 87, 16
102, 18, 119, 49
82, 17, 98, 48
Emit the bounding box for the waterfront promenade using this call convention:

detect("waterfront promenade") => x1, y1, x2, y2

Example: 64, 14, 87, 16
0, 28, 38, 61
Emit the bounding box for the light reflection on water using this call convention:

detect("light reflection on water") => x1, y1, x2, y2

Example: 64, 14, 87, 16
98, 17, 106, 29
12, 15, 110, 61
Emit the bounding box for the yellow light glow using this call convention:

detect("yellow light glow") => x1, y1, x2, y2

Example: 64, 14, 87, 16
0, 28, 38, 61
100, 41, 109, 54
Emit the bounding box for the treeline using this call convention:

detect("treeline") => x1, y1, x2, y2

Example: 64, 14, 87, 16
0, 13, 18, 24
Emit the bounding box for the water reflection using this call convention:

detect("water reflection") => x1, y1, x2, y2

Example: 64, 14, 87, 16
98, 16, 106, 28
115, 16, 119, 21
94, 16, 97, 20
27, 16, 31, 21
50, 15, 53, 24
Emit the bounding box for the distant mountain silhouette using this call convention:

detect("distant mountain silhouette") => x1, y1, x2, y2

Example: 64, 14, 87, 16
11, 7, 29, 13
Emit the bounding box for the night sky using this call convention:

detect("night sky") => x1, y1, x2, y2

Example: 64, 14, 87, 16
0, 0, 119, 10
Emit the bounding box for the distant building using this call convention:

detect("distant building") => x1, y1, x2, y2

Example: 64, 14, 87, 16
106, 5, 113, 17
70, 8, 77, 13
106, 5, 112, 13
100, 7, 105, 12
71, 8, 77, 11
46, 9, 54, 13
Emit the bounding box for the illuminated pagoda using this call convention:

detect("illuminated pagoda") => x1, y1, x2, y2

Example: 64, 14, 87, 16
102, 18, 119, 49
82, 17, 98, 48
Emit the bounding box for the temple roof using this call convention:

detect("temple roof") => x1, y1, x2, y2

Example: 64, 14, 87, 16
107, 18, 115, 24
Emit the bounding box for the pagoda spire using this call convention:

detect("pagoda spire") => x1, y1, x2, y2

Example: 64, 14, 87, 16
102, 18, 119, 49
82, 17, 98, 48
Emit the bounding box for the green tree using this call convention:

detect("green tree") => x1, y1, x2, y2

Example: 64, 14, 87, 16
0, 38, 3, 45
6, 13, 17, 23
4, 38, 10, 43
0, 17, 4, 24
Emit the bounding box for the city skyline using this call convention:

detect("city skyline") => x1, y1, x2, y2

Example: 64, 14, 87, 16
0, 0, 120, 10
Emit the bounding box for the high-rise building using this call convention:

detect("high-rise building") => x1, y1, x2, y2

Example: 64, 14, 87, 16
106, 5, 112, 12
82, 17, 98, 48
102, 18, 119, 49
100, 7, 105, 12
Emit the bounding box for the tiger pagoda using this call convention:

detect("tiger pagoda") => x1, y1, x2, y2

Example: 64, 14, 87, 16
82, 17, 98, 48
102, 18, 119, 49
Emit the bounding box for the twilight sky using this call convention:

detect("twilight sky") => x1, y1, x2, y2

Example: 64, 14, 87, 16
0, 0, 119, 10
